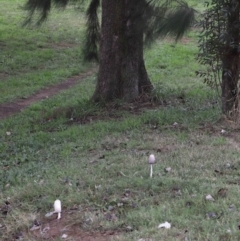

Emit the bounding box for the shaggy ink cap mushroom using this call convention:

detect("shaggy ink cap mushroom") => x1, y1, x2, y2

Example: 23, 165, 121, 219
54, 199, 61, 219
148, 154, 156, 178
148, 154, 156, 164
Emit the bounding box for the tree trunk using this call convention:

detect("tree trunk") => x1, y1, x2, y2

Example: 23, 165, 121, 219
221, 2, 240, 116
221, 52, 239, 115
92, 0, 153, 102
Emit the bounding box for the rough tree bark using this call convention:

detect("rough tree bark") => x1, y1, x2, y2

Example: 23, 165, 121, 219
221, 1, 240, 115
92, 0, 153, 102
23, 0, 195, 104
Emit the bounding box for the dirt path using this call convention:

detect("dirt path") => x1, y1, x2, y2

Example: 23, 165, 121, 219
0, 68, 97, 119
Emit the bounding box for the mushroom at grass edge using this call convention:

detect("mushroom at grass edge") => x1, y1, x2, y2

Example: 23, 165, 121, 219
148, 154, 156, 178
54, 199, 61, 219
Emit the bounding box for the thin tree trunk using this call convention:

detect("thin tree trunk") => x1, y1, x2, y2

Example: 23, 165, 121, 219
92, 0, 153, 102
221, 2, 240, 116
221, 53, 239, 115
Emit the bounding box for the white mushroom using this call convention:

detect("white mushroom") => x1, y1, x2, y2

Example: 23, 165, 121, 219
54, 199, 61, 219
148, 154, 156, 178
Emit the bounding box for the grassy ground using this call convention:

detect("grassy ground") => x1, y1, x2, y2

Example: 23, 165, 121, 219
1, 0, 240, 241
0, 0, 90, 103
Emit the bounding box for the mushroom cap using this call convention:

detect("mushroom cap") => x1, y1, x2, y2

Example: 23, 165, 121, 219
54, 199, 61, 213
148, 154, 156, 164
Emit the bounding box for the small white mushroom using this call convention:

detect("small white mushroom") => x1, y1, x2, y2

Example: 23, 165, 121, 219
54, 199, 61, 219
148, 154, 156, 178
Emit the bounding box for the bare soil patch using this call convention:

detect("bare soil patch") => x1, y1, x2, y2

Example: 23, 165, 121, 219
23, 210, 121, 241
0, 68, 97, 119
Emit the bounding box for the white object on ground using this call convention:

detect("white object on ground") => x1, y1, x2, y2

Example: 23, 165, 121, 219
148, 154, 156, 178
41, 226, 50, 234
221, 129, 226, 134
45, 212, 54, 217
54, 199, 62, 219
165, 167, 171, 172
61, 234, 68, 238
205, 194, 214, 201
158, 221, 171, 229
30, 225, 40, 231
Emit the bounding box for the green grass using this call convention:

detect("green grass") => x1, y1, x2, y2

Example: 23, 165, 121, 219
0, 0, 91, 103
2, 0, 240, 241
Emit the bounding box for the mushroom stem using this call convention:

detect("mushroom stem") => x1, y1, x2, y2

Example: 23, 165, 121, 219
150, 164, 153, 178
57, 212, 61, 219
